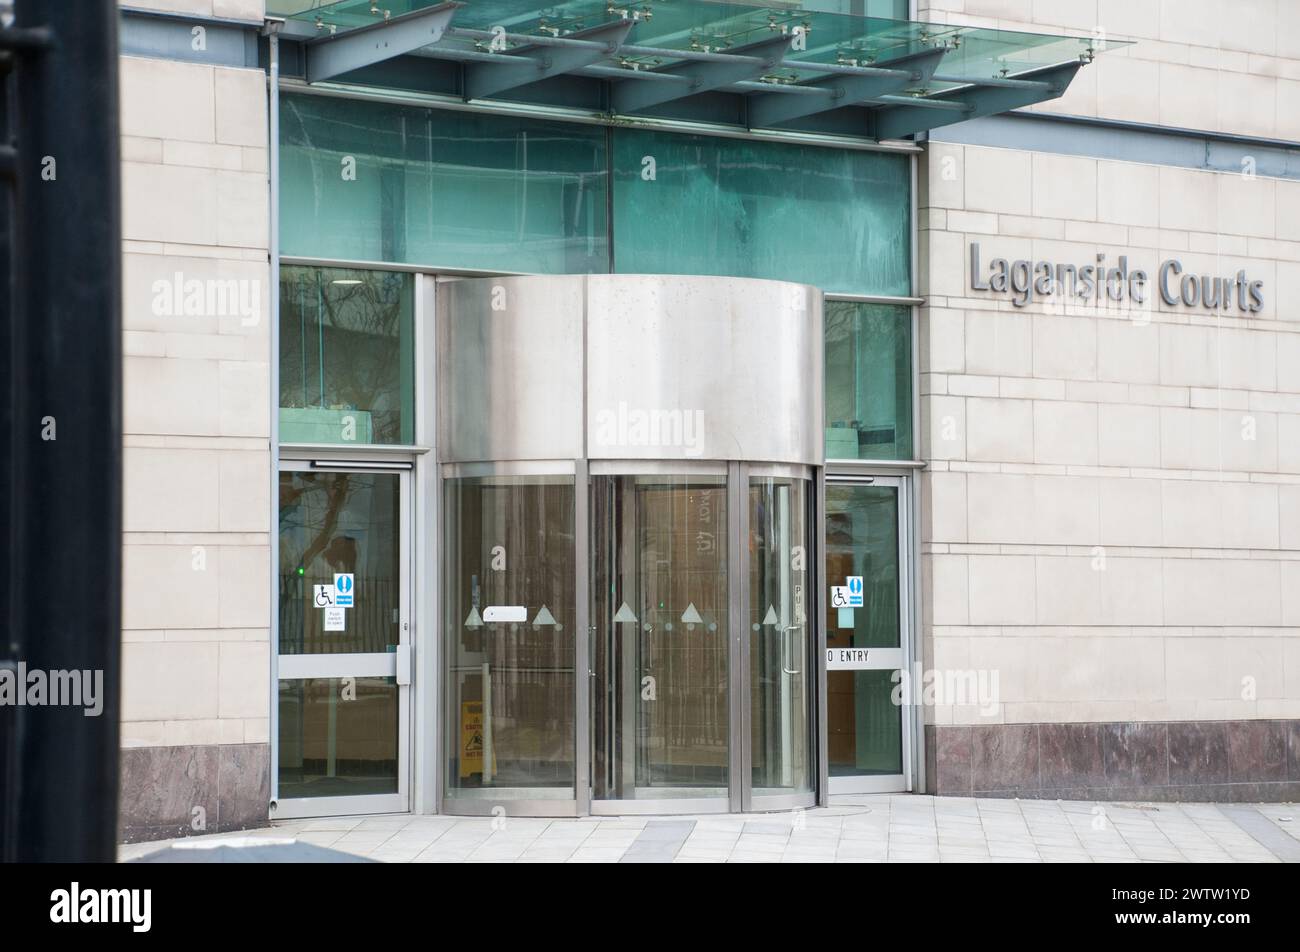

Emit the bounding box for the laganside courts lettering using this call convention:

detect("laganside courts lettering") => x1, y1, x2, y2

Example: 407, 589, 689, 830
969, 242, 1264, 312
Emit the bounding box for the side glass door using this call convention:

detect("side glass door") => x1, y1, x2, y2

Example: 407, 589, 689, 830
825, 475, 909, 793
274, 463, 411, 817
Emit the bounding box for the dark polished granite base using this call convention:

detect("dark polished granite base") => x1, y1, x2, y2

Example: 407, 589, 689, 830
119, 743, 270, 843
925, 719, 1300, 802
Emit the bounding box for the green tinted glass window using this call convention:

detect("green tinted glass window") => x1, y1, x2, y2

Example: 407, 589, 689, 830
281, 95, 609, 273
612, 128, 909, 296
825, 301, 912, 460
279, 266, 414, 445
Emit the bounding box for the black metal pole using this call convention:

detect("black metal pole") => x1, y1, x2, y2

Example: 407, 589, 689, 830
1, 0, 122, 862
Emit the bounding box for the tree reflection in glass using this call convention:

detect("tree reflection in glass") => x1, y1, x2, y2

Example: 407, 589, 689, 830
279, 266, 414, 446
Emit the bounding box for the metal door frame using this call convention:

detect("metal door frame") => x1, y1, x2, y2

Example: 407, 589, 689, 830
586, 459, 735, 815
823, 469, 914, 796
436, 458, 584, 818
745, 461, 820, 813
583, 460, 819, 815
271, 458, 414, 819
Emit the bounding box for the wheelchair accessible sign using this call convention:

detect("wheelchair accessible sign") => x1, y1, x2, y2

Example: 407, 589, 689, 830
830, 576, 863, 609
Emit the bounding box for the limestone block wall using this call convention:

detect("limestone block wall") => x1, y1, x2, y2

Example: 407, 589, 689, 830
117, 0, 272, 840
918, 142, 1300, 798
914, 0, 1300, 802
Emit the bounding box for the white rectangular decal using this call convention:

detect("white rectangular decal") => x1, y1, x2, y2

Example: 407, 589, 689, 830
826, 647, 874, 670
323, 606, 346, 631
483, 605, 527, 623
312, 584, 335, 608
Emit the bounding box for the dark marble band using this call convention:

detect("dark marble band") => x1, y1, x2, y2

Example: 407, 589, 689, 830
119, 743, 270, 844
925, 719, 1300, 802
117, 722, 1296, 844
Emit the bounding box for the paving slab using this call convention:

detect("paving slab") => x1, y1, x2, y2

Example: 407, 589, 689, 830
120, 794, 1300, 864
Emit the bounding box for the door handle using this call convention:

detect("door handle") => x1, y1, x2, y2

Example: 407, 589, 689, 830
395, 643, 412, 686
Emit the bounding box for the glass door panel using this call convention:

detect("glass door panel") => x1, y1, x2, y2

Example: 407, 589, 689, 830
825, 479, 906, 790
749, 475, 814, 799
277, 677, 399, 799
279, 469, 402, 656
591, 473, 729, 804
275, 466, 410, 815
443, 474, 576, 803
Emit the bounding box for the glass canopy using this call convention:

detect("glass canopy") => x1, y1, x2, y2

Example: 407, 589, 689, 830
267, 0, 1125, 138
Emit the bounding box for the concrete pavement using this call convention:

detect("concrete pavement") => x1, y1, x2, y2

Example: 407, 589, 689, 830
118, 795, 1300, 863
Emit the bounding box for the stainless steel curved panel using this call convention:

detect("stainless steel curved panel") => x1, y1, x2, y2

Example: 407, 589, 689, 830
586, 275, 822, 465
438, 276, 584, 463
748, 462, 814, 480
438, 274, 824, 465
441, 460, 576, 479
588, 459, 729, 477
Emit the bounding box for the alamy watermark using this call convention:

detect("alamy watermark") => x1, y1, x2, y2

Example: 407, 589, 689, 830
891, 664, 1000, 717
593, 401, 705, 457
0, 662, 104, 716
50, 883, 151, 932
151, 271, 260, 326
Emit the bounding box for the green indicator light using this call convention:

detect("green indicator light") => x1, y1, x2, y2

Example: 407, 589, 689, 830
297, 567, 305, 576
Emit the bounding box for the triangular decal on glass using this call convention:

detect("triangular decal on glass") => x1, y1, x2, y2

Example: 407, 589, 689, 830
613, 602, 638, 623
532, 604, 557, 626
762, 605, 779, 626
464, 606, 483, 628
681, 602, 703, 625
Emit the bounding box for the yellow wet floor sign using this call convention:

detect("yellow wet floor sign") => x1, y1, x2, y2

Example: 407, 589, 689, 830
459, 701, 495, 778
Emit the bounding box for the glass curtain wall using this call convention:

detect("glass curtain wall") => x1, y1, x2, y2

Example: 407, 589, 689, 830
825, 301, 913, 460
281, 95, 610, 274
279, 265, 414, 446
611, 129, 910, 296
279, 98, 910, 294
278, 99, 918, 808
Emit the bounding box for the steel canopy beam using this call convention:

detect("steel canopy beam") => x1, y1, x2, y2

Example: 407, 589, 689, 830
464, 20, 633, 101
747, 46, 944, 128
869, 94, 969, 110
872, 59, 1082, 140
931, 72, 1053, 90
305, 1, 461, 83
611, 34, 793, 114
